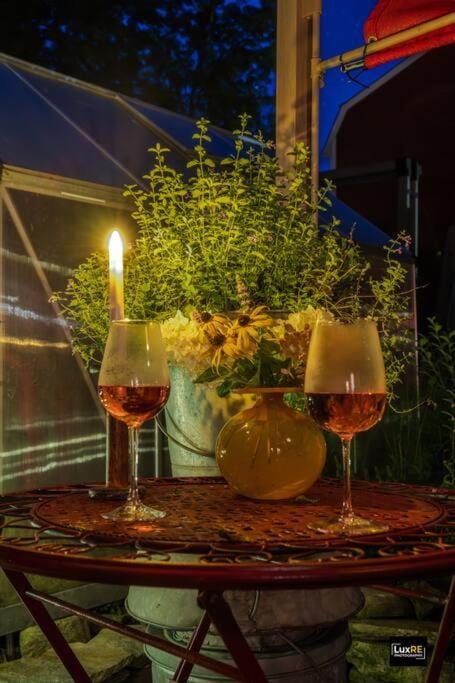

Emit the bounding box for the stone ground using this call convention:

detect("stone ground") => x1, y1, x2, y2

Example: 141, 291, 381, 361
0, 607, 151, 683
346, 582, 455, 682
0, 581, 453, 681
0, 627, 148, 682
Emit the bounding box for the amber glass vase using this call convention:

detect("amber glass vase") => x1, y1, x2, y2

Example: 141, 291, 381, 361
216, 388, 326, 500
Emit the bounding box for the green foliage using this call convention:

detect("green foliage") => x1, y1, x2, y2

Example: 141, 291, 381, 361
58, 253, 108, 367
196, 336, 299, 397
125, 116, 329, 315
419, 319, 455, 485
53, 116, 412, 393
349, 318, 455, 486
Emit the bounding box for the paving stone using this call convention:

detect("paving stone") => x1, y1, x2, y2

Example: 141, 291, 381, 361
402, 580, 445, 620
0, 627, 147, 683
20, 615, 91, 658
348, 640, 455, 683
0, 568, 82, 609
0, 652, 72, 682
349, 619, 443, 645
355, 588, 414, 619
89, 626, 146, 660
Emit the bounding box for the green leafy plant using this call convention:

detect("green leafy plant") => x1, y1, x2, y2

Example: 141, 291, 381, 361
52, 115, 412, 393
345, 318, 455, 486
419, 319, 455, 485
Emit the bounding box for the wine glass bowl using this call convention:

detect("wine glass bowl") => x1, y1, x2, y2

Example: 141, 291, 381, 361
98, 320, 170, 522
98, 385, 170, 429
304, 319, 388, 535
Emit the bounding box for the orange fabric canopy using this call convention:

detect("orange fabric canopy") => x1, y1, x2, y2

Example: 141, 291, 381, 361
364, 0, 455, 68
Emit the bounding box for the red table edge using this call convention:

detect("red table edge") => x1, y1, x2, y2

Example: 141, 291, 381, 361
0, 542, 454, 591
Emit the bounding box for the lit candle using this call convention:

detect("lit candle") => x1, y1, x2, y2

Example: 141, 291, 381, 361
108, 230, 124, 320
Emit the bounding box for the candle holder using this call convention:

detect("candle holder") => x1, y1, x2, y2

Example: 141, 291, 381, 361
106, 415, 130, 487
88, 416, 129, 499
90, 230, 130, 500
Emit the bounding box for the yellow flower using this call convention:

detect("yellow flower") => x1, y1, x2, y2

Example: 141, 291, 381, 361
232, 306, 273, 349
241, 306, 274, 328
192, 310, 230, 337
271, 320, 286, 341
232, 327, 258, 357
209, 331, 239, 370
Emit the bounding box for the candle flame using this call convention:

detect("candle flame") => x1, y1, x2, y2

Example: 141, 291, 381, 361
108, 229, 125, 320
108, 230, 123, 272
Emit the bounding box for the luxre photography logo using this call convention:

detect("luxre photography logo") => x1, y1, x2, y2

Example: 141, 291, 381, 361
389, 637, 428, 667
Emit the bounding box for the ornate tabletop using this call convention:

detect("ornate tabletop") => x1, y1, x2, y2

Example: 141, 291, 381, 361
1, 477, 454, 590
1, 477, 454, 682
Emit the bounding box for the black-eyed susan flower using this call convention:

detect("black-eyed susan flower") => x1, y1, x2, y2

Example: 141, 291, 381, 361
208, 331, 239, 370
232, 306, 273, 351
192, 310, 230, 337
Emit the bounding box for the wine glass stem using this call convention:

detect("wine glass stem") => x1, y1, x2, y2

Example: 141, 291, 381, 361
128, 426, 140, 506
340, 436, 354, 523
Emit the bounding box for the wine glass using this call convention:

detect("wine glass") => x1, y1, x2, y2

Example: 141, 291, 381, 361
98, 320, 170, 522
304, 319, 388, 535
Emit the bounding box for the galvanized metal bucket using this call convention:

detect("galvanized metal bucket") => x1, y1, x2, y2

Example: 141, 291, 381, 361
146, 622, 350, 682
164, 364, 253, 477
126, 565, 363, 632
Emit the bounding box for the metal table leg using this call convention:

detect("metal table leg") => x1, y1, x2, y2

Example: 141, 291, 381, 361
426, 574, 455, 683
10, 581, 243, 681
4, 569, 91, 682
199, 591, 268, 683
172, 610, 211, 682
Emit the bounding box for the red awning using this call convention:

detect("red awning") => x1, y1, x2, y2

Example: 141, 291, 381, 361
364, 0, 455, 68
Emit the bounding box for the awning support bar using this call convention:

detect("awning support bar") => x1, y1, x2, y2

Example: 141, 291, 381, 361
319, 11, 455, 74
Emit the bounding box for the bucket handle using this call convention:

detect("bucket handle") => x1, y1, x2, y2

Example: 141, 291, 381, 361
156, 412, 215, 458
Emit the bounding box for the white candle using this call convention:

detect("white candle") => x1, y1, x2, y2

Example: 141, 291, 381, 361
108, 230, 124, 321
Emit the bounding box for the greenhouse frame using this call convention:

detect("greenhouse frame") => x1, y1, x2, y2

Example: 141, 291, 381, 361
0, 52, 246, 494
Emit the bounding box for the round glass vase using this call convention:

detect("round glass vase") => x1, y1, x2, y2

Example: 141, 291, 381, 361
215, 388, 327, 501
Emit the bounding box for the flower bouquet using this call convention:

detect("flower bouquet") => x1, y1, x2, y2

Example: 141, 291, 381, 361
52, 115, 413, 487
162, 304, 332, 395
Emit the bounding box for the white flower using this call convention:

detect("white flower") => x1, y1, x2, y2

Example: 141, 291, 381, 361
286, 306, 332, 332
161, 311, 212, 377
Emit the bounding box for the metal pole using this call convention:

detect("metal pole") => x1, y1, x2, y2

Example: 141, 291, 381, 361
319, 12, 455, 74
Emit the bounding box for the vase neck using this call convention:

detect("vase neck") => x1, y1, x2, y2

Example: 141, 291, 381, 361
255, 392, 284, 406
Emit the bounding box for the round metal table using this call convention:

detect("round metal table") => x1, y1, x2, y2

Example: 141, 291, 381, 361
0, 477, 454, 682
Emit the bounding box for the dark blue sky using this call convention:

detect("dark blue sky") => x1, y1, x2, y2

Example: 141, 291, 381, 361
320, 0, 402, 168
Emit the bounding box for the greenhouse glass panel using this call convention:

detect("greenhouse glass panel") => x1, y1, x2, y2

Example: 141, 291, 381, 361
8, 190, 137, 281
127, 99, 237, 158
21, 68, 188, 179
0, 65, 132, 187
0, 189, 140, 493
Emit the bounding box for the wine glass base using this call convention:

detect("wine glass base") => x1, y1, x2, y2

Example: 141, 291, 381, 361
309, 514, 388, 536
101, 499, 166, 523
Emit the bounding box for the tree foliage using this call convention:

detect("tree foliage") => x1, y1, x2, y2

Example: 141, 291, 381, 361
0, 0, 275, 135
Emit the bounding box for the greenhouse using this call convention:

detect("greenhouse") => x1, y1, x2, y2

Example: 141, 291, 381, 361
0, 51, 246, 494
